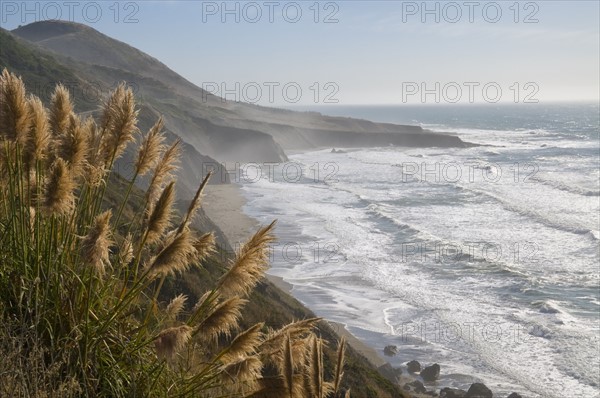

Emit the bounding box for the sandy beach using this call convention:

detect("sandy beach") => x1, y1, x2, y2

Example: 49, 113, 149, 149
202, 183, 259, 246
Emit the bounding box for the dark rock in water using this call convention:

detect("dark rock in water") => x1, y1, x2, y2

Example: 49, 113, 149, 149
420, 363, 440, 381
440, 387, 467, 398
507, 393, 523, 398
465, 382, 493, 398
407, 360, 421, 373
383, 345, 398, 356
377, 363, 402, 384
403, 380, 427, 394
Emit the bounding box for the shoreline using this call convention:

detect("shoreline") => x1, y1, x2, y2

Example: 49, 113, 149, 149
266, 274, 389, 369
265, 273, 438, 397
202, 181, 391, 370
200, 165, 526, 398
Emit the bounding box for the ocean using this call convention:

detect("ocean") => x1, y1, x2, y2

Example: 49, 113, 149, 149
240, 103, 600, 397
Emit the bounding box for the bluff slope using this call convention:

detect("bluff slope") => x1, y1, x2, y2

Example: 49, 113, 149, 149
11, 21, 471, 162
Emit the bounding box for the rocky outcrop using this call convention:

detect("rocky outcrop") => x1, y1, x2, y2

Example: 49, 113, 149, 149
383, 345, 398, 356
420, 363, 441, 381
407, 360, 421, 373
440, 387, 467, 398
465, 383, 493, 398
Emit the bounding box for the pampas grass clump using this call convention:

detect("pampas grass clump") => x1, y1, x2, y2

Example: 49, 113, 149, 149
0, 69, 346, 397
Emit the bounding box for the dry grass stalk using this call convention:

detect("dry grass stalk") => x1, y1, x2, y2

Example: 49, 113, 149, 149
192, 232, 216, 263
146, 228, 196, 278
178, 171, 211, 233
260, 318, 320, 356
80, 210, 113, 276
0, 142, 13, 186
267, 337, 311, 378
219, 323, 264, 364
100, 83, 138, 164
333, 336, 346, 394
196, 296, 247, 342
24, 96, 50, 165
145, 181, 175, 245
59, 113, 89, 177
49, 84, 73, 137
0, 69, 31, 144
43, 158, 75, 215
135, 116, 165, 176
146, 139, 181, 204
155, 325, 193, 360
119, 233, 134, 266
283, 333, 294, 398
217, 221, 276, 298
309, 336, 324, 398
219, 355, 263, 395
78, 117, 105, 187
165, 294, 187, 321
27, 206, 36, 233
192, 290, 214, 313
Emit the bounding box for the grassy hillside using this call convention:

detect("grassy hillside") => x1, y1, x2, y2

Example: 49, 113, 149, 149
0, 28, 97, 111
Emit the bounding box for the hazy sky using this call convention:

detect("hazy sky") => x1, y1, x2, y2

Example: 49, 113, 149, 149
1, 1, 599, 105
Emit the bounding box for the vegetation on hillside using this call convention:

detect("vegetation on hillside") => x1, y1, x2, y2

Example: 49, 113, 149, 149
0, 69, 348, 398
0, 30, 97, 111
